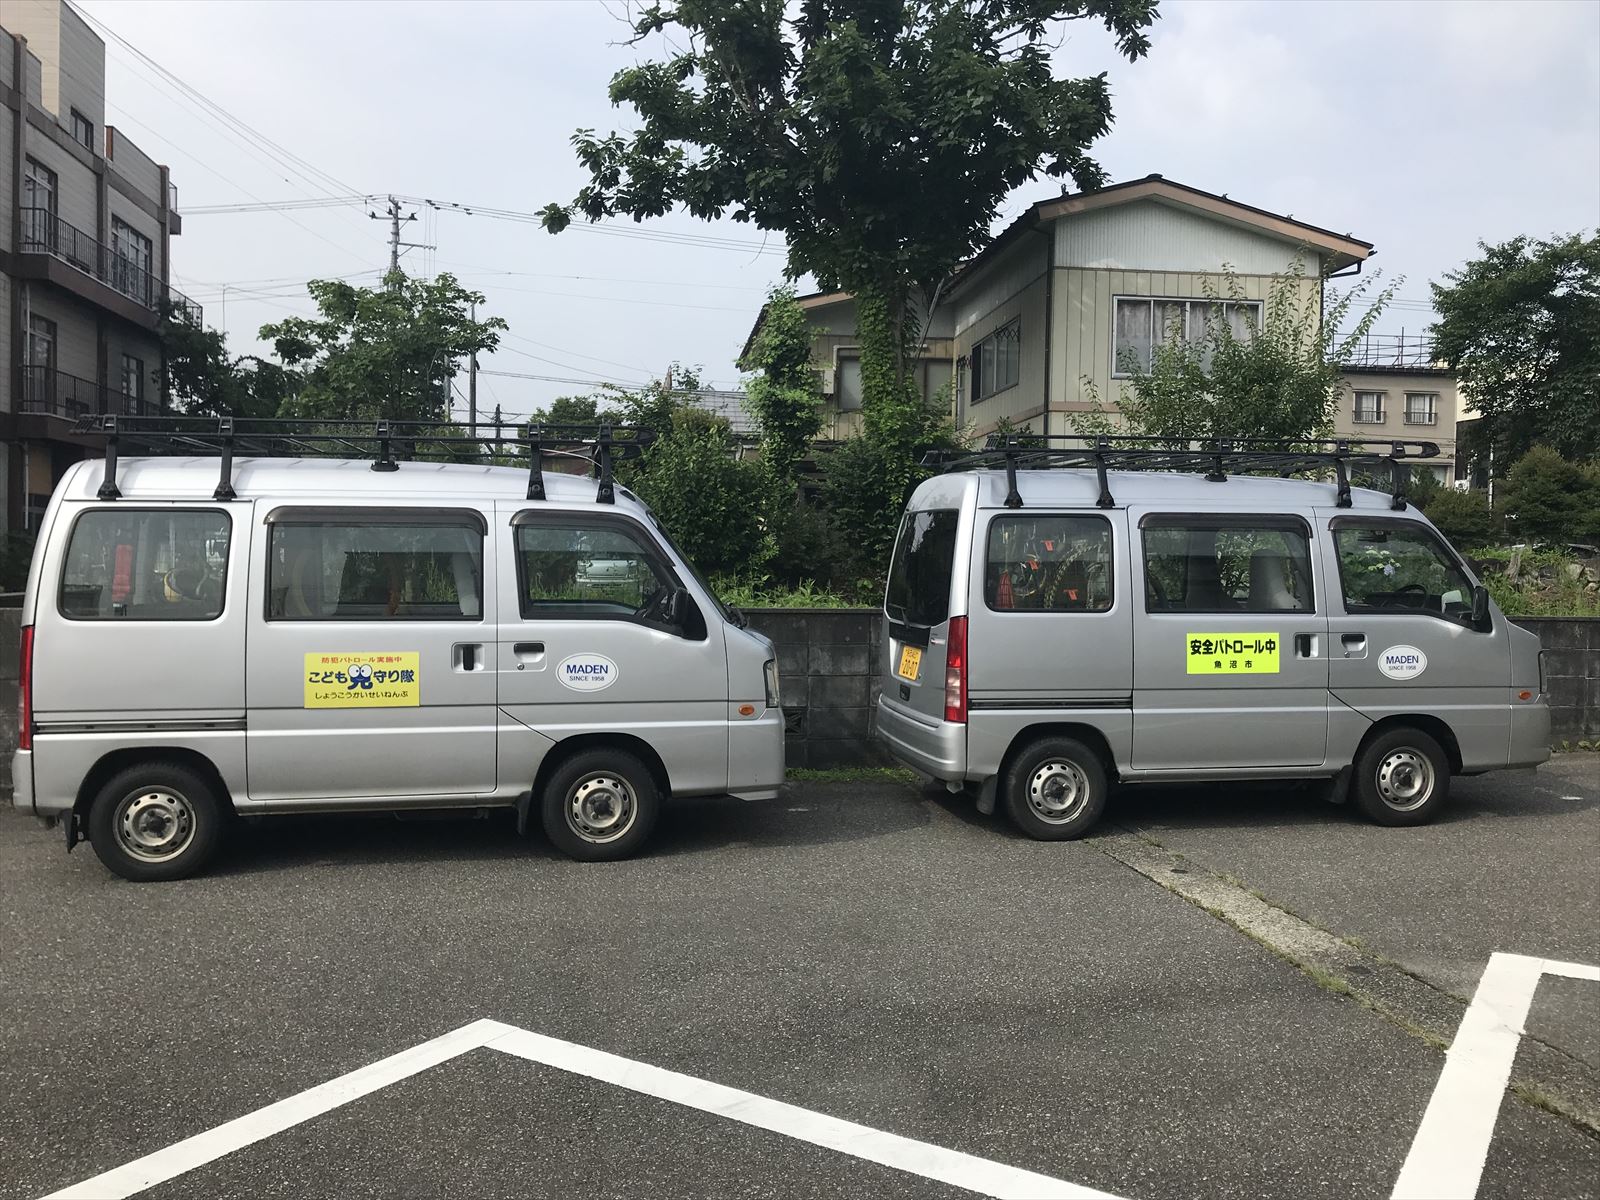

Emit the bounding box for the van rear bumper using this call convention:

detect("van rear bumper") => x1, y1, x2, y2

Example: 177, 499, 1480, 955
875, 696, 965, 781
10, 749, 33, 813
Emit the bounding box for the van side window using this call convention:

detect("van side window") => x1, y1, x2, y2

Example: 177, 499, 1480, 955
1142, 518, 1313, 613
61, 509, 230, 620
886, 509, 959, 627
516, 521, 673, 619
268, 515, 482, 621
1333, 522, 1475, 622
986, 515, 1112, 612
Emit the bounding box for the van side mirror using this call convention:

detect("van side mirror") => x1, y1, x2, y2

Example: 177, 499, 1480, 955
1471, 584, 1491, 631
664, 587, 690, 628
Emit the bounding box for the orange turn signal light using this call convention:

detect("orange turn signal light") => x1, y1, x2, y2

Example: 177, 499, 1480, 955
738, 704, 756, 717
1518, 690, 1533, 701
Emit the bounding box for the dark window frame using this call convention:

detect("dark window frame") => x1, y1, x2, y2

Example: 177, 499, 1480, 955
120, 352, 145, 414
970, 318, 1021, 405
983, 512, 1115, 614
1327, 515, 1482, 629
264, 507, 486, 624
58, 506, 233, 623
510, 509, 704, 640
70, 108, 94, 151
1139, 513, 1317, 615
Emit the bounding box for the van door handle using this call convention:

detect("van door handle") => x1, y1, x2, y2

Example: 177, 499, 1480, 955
513, 641, 545, 662
1294, 633, 1319, 658
453, 643, 486, 672
1341, 633, 1367, 658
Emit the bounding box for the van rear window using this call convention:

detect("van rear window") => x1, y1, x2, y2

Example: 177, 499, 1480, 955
61, 508, 230, 621
885, 509, 959, 627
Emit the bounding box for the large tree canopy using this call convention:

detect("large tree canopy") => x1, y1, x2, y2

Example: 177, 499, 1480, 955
1430, 233, 1600, 464
542, 0, 1158, 448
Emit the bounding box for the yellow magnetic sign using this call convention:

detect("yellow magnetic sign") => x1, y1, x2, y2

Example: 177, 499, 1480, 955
304, 652, 421, 708
1185, 633, 1280, 675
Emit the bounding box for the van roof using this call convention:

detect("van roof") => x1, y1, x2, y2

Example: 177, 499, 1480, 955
55, 457, 645, 509
912, 468, 1414, 511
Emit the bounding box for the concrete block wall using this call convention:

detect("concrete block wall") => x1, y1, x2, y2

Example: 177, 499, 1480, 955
1512, 618, 1600, 740
742, 608, 889, 768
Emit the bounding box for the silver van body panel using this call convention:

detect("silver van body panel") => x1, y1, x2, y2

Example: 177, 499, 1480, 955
18, 457, 782, 825
877, 467, 1551, 795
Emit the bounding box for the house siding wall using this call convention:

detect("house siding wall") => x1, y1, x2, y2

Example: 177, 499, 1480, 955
1335, 370, 1460, 477
54, 0, 105, 133
1054, 199, 1321, 275
4, 2, 60, 114
21, 118, 95, 232
952, 252, 1050, 434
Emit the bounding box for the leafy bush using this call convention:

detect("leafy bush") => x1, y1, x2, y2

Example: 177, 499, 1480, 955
1500, 446, 1600, 544
709, 576, 863, 608
1424, 489, 1501, 548
630, 421, 768, 576
819, 436, 914, 582
0, 531, 36, 593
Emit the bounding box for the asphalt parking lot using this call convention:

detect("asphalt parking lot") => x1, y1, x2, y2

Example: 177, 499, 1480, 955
2, 757, 1596, 1200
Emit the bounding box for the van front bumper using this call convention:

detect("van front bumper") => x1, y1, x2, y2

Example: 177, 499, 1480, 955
875, 696, 966, 782
1509, 700, 1552, 768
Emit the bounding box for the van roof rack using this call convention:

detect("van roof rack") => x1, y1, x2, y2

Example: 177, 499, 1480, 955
919, 434, 1440, 512
71, 414, 656, 506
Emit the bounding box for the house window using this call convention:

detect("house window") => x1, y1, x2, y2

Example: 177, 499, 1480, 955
970, 319, 1020, 403
1112, 297, 1261, 375
1404, 393, 1438, 426
121, 354, 146, 415
27, 315, 57, 370
1354, 391, 1386, 423
111, 217, 154, 305
71, 109, 94, 152
836, 355, 863, 412
22, 158, 57, 248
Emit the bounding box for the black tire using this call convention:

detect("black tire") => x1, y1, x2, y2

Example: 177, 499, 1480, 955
540, 748, 660, 862
1002, 737, 1108, 840
86, 761, 227, 882
1352, 727, 1451, 826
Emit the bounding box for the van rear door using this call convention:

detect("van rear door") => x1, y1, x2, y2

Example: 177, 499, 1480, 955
880, 508, 964, 723
1129, 509, 1329, 770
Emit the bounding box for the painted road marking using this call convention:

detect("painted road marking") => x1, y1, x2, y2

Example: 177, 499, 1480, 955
43, 1019, 1121, 1200
1391, 952, 1600, 1200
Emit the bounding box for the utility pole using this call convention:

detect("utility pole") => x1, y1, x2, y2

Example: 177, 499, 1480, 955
369, 196, 431, 288
469, 300, 479, 438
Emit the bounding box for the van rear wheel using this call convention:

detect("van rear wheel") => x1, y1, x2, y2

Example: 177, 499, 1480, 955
87, 761, 227, 882
1002, 737, 1108, 840
1353, 728, 1450, 826
540, 748, 660, 862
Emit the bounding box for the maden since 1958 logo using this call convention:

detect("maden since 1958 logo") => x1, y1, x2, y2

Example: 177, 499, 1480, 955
557, 654, 619, 692
1378, 645, 1428, 681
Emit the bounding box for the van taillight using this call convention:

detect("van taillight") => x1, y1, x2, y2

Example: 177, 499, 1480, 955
944, 616, 968, 724
18, 624, 33, 752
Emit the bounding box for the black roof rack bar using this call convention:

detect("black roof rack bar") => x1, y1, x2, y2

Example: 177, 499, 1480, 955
524, 425, 546, 500
98, 415, 121, 501
919, 434, 1440, 510
595, 423, 617, 505
1390, 446, 1409, 511
214, 417, 236, 501
373, 421, 398, 473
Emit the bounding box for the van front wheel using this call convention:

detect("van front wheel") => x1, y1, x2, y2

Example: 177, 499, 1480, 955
87, 762, 227, 882
541, 749, 660, 861
1002, 738, 1108, 841
1353, 728, 1450, 826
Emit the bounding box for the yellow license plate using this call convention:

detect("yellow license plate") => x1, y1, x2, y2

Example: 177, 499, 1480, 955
897, 645, 923, 681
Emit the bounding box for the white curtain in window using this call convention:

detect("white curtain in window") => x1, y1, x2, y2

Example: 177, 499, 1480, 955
1114, 300, 1152, 373
837, 357, 863, 412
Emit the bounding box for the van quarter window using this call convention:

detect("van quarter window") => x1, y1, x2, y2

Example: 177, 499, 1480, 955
986, 515, 1112, 612
267, 515, 482, 621
885, 509, 960, 627
61, 509, 231, 621
1142, 517, 1314, 613
1333, 521, 1475, 623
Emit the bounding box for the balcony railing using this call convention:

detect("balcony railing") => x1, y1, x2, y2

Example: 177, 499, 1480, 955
21, 365, 157, 420
1353, 409, 1386, 424
19, 207, 202, 324
1404, 411, 1438, 426
1339, 332, 1443, 371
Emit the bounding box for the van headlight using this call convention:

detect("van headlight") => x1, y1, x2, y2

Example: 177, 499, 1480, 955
764, 659, 781, 709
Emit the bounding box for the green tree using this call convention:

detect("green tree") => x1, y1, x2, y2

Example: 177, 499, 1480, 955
630, 418, 768, 575
160, 311, 286, 420
1069, 263, 1398, 442
1499, 445, 1600, 544
1423, 488, 1500, 548
740, 286, 823, 486
1431, 233, 1600, 464
540, 0, 1158, 457
261, 270, 505, 422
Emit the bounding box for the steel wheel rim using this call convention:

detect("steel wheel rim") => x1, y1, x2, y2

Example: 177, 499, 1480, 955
1026, 759, 1092, 825
1376, 749, 1435, 812
567, 774, 639, 844
115, 789, 197, 863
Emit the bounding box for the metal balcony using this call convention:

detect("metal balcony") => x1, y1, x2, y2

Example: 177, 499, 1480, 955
1339, 332, 1443, 371
20, 365, 156, 420
19, 207, 202, 325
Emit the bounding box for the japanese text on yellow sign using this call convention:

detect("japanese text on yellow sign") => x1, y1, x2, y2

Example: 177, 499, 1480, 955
304, 652, 420, 708
1185, 633, 1280, 675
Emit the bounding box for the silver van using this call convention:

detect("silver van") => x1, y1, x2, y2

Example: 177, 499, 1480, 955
13, 420, 784, 880
876, 438, 1550, 838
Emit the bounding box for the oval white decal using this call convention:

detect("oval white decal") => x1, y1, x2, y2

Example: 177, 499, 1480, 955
556, 654, 619, 692
1378, 645, 1428, 681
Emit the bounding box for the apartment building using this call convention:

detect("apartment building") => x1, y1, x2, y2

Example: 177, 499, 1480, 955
0, 0, 197, 533
1336, 333, 1460, 483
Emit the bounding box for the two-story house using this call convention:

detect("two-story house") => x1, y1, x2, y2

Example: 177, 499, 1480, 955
1334, 333, 1461, 483
754, 176, 1431, 462
1, 0, 197, 533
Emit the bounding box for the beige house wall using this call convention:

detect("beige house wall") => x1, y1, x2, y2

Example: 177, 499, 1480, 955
1336, 369, 1460, 480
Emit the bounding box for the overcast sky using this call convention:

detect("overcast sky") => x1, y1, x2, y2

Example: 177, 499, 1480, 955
76, 0, 1600, 418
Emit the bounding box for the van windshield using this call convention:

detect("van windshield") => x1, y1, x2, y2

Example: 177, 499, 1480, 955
885, 509, 959, 627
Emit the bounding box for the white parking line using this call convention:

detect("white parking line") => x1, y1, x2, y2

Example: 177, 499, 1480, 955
1391, 952, 1600, 1200
43, 1019, 1121, 1200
